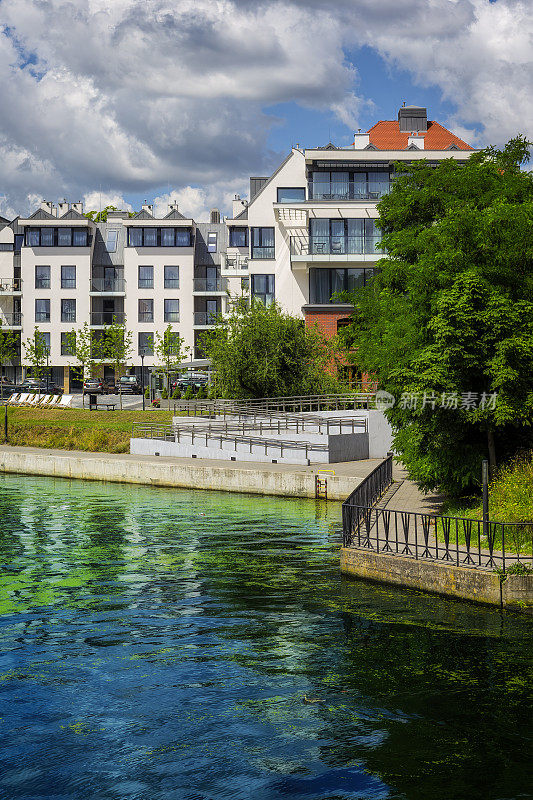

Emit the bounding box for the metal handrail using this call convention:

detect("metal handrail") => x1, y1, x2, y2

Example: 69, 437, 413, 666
170, 415, 367, 438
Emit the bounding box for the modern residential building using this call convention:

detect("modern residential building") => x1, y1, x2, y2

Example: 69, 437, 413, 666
0, 105, 474, 388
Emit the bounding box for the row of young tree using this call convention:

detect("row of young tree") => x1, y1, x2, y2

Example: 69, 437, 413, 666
0, 319, 187, 409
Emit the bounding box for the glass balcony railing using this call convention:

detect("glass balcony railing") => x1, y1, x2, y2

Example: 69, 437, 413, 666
1, 313, 22, 326
309, 181, 390, 201
193, 278, 227, 292
90, 312, 126, 326
194, 312, 218, 326
0, 279, 22, 292
290, 235, 384, 256
90, 278, 126, 292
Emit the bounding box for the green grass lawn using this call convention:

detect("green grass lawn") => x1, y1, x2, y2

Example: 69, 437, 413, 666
2, 407, 175, 453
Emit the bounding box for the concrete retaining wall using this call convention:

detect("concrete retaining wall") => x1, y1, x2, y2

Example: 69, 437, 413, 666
340, 547, 533, 611
0, 446, 359, 500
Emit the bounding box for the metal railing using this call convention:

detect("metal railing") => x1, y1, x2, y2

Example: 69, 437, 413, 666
342, 504, 533, 572
343, 453, 393, 511
168, 414, 367, 438
90, 312, 126, 325
309, 181, 390, 201
90, 278, 125, 292
1, 313, 23, 326
194, 311, 218, 326
290, 234, 383, 256
0, 279, 22, 292
172, 393, 376, 415
222, 253, 249, 273
193, 278, 227, 292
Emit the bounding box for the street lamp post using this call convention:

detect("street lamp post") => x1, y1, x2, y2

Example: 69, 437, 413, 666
140, 350, 145, 411
46, 348, 49, 393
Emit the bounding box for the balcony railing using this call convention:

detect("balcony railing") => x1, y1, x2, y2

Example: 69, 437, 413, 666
90, 312, 125, 326
222, 253, 249, 273
1, 313, 22, 326
290, 235, 384, 257
90, 278, 126, 292
193, 277, 227, 292
0, 279, 22, 292
194, 311, 218, 326
309, 181, 390, 201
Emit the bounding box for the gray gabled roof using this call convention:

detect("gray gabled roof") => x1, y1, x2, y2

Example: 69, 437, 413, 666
60, 208, 86, 220
132, 209, 154, 220
26, 208, 56, 220
163, 208, 186, 220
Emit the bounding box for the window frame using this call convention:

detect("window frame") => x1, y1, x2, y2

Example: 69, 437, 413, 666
164, 298, 180, 323
60, 298, 76, 323
138, 298, 154, 323
35, 265, 51, 289
251, 274, 275, 305
138, 265, 154, 289
138, 331, 154, 356
127, 227, 193, 248
207, 232, 218, 253
229, 227, 248, 248
276, 187, 306, 203
251, 227, 275, 259
164, 265, 179, 289
61, 265, 76, 289
35, 298, 51, 322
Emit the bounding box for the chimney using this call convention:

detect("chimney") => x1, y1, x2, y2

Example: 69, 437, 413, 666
57, 200, 69, 216
141, 202, 153, 215
232, 194, 244, 217
408, 134, 424, 150
71, 201, 84, 214
210, 208, 220, 224
399, 105, 427, 133
168, 201, 179, 213
40, 200, 55, 215
353, 132, 370, 149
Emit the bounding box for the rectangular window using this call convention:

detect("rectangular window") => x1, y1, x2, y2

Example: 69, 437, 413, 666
128, 227, 143, 247
61, 299, 76, 322
138, 298, 154, 322
138, 332, 154, 355
61, 265, 76, 289
35, 265, 51, 289
164, 299, 180, 322
161, 227, 175, 247
164, 265, 179, 289
251, 274, 275, 305
277, 187, 306, 203
309, 268, 373, 303
229, 227, 248, 248
207, 232, 217, 252
143, 227, 157, 247
175, 228, 191, 247
138, 265, 154, 289
40, 227, 54, 246
72, 228, 88, 247
27, 228, 40, 247
61, 332, 74, 356
251, 227, 275, 259
35, 298, 50, 322
106, 229, 119, 252
14, 234, 24, 252
58, 227, 72, 247
42, 331, 51, 352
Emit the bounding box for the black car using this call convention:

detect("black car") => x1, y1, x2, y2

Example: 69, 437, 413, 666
115, 375, 143, 395
171, 373, 209, 393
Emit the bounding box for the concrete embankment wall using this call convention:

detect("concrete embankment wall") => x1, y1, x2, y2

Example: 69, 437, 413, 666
0, 446, 358, 500
340, 547, 533, 611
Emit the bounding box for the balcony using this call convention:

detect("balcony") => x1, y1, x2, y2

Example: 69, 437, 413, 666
308, 181, 390, 201
290, 234, 384, 265
221, 253, 249, 276
90, 312, 126, 326
0, 313, 22, 327
90, 278, 126, 294
193, 278, 227, 293
0, 279, 22, 294
194, 311, 218, 327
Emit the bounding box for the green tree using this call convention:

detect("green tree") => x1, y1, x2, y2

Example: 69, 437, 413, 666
153, 324, 188, 410
64, 323, 104, 406
339, 136, 533, 496
201, 297, 340, 399
103, 319, 133, 409
0, 325, 17, 400
85, 206, 136, 222
23, 328, 49, 387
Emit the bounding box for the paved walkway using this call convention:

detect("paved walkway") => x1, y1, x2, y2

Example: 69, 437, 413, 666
377, 464, 445, 515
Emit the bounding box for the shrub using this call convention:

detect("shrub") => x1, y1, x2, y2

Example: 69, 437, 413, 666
196, 385, 207, 399
161, 388, 168, 400
172, 387, 181, 399
183, 386, 194, 400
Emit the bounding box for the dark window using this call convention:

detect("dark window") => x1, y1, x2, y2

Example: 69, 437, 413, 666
61, 265, 76, 289
35, 265, 50, 289
25, 227, 89, 247
40, 227, 54, 246
27, 228, 40, 247
41, 331, 51, 352
138, 298, 153, 322
35, 298, 50, 322
127, 227, 192, 247
229, 227, 248, 248
128, 227, 143, 247
164, 266, 179, 289
308, 218, 382, 255
251, 274, 275, 305
309, 169, 390, 200
251, 227, 275, 259
138, 265, 154, 289
143, 227, 157, 247
61, 299, 76, 322
61, 332, 74, 356
164, 299, 179, 322
138, 332, 153, 355
309, 268, 373, 303
277, 187, 306, 203
58, 227, 72, 247
161, 227, 175, 247
14, 234, 24, 252
175, 228, 191, 247
207, 232, 218, 252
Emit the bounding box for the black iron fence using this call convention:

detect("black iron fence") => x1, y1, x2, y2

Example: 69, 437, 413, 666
342, 504, 533, 572
343, 454, 393, 510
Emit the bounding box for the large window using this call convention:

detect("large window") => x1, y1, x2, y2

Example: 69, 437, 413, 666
309, 169, 390, 200
61, 299, 76, 322
309, 268, 374, 303
164, 266, 179, 289
309, 218, 382, 255
164, 299, 180, 322
35, 298, 50, 322
25, 227, 89, 247
127, 227, 192, 247
61, 265, 76, 289
277, 187, 306, 203
35, 265, 50, 289
138, 332, 153, 355
251, 274, 275, 306
138, 299, 154, 322
138, 265, 154, 289
229, 227, 248, 248
251, 227, 275, 259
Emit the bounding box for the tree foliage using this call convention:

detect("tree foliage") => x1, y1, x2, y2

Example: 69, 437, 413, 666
103, 319, 133, 409
153, 324, 188, 410
0, 325, 18, 399
202, 297, 340, 399
339, 136, 533, 496
64, 322, 104, 406
23, 328, 49, 385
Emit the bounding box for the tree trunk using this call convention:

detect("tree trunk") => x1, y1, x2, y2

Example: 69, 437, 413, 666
487, 428, 497, 477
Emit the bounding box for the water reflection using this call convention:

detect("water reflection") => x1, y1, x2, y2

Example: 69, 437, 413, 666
0, 474, 531, 800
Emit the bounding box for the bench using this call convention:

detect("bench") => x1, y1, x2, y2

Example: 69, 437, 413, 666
90, 402, 117, 411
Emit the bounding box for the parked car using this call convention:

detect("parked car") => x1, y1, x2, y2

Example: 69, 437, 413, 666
171, 372, 209, 393
83, 378, 112, 395
115, 375, 143, 395
19, 378, 61, 394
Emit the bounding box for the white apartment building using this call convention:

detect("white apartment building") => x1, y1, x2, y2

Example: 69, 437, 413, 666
0, 105, 474, 389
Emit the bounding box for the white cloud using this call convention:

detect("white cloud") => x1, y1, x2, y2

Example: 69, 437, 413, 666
83, 192, 133, 214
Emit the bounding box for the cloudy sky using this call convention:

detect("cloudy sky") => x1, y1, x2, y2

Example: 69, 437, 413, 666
0, 0, 531, 220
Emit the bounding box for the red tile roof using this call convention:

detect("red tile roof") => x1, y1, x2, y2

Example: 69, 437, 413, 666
366, 120, 473, 151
